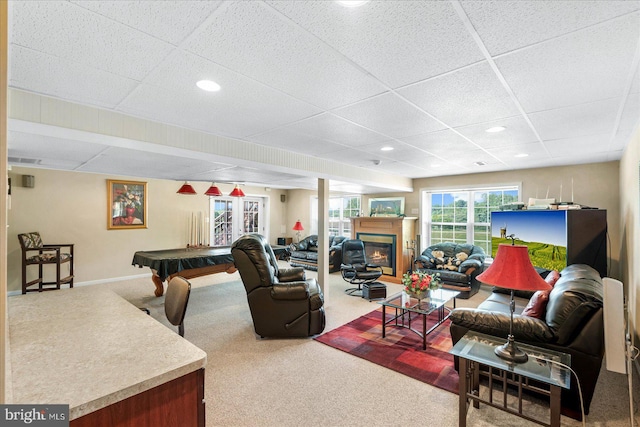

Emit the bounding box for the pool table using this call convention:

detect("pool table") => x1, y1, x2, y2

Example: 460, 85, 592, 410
132, 245, 290, 296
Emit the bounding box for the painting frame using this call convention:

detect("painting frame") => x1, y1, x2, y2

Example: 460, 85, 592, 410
107, 179, 148, 230
369, 197, 405, 217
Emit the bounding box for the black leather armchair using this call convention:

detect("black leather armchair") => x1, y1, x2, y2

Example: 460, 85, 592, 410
231, 234, 325, 338
414, 242, 485, 298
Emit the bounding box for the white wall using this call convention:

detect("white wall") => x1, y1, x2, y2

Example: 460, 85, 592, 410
7, 167, 288, 292
619, 126, 640, 342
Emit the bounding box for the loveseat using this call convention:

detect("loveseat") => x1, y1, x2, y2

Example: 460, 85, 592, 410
414, 242, 486, 298
289, 235, 347, 273
449, 264, 604, 420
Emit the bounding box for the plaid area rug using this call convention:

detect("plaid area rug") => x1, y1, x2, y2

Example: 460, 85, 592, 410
315, 308, 459, 394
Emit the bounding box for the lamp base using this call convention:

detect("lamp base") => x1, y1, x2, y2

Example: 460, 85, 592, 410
494, 338, 528, 364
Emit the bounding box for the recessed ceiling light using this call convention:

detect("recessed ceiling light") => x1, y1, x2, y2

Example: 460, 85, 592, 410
485, 126, 506, 133
196, 80, 221, 92
336, 0, 369, 7
380, 146, 394, 151
514, 153, 529, 158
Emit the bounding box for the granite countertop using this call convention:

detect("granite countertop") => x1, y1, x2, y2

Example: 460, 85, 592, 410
7, 286, 207, 420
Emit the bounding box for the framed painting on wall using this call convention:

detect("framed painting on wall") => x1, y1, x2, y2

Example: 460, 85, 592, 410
107, 179, 147, 230
369, 197, 405, 217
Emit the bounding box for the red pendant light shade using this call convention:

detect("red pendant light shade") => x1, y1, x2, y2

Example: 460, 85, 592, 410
177, 182, 197, 195
229, 185, 245, 197
204, 183, 223, 197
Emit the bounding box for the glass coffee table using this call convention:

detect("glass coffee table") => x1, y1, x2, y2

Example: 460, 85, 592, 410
378, 288, 460, 350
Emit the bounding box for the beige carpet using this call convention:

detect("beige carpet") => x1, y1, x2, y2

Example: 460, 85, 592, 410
103, 267, 639, 427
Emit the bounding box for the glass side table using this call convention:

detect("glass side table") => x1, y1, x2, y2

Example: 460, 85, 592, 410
450, 331, 571, 427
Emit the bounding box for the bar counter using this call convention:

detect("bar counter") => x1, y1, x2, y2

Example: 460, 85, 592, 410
7, 286, 207, 424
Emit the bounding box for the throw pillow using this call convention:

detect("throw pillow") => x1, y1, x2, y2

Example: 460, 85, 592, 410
521, 290, 550, 319
521, 270, 559, 319
545, 270, 560, 287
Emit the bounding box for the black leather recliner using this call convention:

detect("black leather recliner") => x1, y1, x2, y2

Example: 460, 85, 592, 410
231, 234, 325, 338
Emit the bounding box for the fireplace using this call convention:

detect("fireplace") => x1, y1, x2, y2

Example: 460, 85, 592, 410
351, 216, 417, 284
357, 233, 396, 276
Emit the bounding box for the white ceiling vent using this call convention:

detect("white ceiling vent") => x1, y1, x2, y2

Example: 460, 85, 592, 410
8, 157, 41, 165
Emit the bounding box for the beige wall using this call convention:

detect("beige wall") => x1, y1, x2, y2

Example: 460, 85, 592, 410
619, 127, 640, 342
7, 167, 288, 293
411, 161, 621, 275
285, 189, 316, 241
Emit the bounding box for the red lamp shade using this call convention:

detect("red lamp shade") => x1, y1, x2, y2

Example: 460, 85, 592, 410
229, 185, 245, 197
204, 184, 223, 197
477, 244, 550, 291
177, 182, 197, 195
292, 220, 304, 231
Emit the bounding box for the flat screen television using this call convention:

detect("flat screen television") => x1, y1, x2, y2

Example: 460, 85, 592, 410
490, 210, 568, 272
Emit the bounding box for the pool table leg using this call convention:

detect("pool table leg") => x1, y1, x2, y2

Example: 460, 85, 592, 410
151, 270, 165, 297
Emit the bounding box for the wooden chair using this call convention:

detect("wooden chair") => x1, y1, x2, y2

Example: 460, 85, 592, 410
17, 232, 74, 294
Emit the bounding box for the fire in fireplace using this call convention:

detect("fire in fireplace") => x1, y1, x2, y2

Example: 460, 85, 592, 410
356, 233, 396, 276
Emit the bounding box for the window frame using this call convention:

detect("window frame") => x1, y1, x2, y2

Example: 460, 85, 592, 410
310, 195, 361, 237
419, 183, 521, 255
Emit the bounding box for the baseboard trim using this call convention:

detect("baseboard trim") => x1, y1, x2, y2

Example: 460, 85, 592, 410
8, 273, 152, 297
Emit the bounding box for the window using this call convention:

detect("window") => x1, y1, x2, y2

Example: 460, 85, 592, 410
310, 195, 361, 237
422, 186, 519, 255
210, 196, 265, 246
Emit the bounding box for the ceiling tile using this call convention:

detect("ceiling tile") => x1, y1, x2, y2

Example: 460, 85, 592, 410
401, 129, 481, 156
119, 51, 322, 138
78, 147, 227, 180
544, 134, 611, 157
11, 0, 174, 81
462, 1, 640, 56
333, 92, 446, 139
485, 142, 550, 162
71, 1, 223, 45
8, 131, 106, 166
268, 0, 485, 88
356, 141, 429, 163
285, 114, 389, 147
182, 1, 386, 110
497, 13, 640, 112
247, 128, 347, 156
313, 147, 382, 168
454, 115, 539, 149
529, 98, 619, 141
9, 47, 139, 109
397, 62, 521, 128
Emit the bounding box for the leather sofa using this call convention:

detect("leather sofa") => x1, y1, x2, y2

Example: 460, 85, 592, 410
231, 234, 325, 338
289, 235, 347, 273
414, 242, 486, 298
449, 264, 604, 420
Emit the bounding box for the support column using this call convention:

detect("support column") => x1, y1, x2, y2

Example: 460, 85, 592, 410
1, 0, 8, 403
317, 179, 329, 295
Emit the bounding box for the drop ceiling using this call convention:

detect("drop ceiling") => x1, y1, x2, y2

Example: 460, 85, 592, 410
6, 0, 640, 193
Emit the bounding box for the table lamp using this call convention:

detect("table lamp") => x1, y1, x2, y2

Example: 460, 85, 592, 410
476, 243, 550, 363
292, 220, 304, 243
